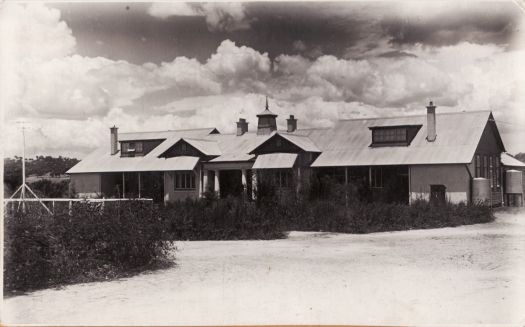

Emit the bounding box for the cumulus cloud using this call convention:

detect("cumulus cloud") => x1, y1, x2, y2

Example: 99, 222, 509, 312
206, 40, 271, 92
147, 2, 251, 32
3, 3, 525, 157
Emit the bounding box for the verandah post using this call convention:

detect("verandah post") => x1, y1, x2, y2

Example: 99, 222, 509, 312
345, 166, 349, 207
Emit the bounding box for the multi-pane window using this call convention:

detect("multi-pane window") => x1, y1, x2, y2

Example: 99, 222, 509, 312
372, 128, 407, 143
275, 170, 293, 188
495, 156, 500, 188
370, 167, 383, 188
483, 155, 488, 179
122, 142, 143, 153
174, 172, 196, 190
489, 156, 494, 188
475, 155, 481, 178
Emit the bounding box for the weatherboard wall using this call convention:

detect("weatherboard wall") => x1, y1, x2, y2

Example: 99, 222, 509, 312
409, 164, 470, 204
70, 173, 101, 197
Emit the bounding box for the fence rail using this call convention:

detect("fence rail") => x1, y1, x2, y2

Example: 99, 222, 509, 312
4, 198, 153, 202
4, 198, 154, 215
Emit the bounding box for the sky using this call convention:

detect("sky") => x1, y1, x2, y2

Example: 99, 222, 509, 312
1, 1, 525, 159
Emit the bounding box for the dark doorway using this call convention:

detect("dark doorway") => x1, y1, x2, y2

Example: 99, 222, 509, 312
219, 170, 243, 198
370, 166, 409, 204
430, 184, 446, 205
140, 172, 164, 203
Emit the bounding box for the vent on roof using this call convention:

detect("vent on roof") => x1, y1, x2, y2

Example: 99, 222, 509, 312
257, 96, 278, 135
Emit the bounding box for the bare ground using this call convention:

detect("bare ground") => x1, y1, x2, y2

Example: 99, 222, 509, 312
2, 211, 525, 325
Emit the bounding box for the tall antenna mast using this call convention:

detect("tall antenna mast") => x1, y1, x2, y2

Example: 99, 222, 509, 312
9, 122, 52, 214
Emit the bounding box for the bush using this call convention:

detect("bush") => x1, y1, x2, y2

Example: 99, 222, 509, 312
4, 201, 172, 294
161, 196, 286, 240
281, 197, 494, 233
29, 179, 71, 198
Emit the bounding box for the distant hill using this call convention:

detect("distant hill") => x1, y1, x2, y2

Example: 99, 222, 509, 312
514, 153, 525, 163
4, 156, 79, 197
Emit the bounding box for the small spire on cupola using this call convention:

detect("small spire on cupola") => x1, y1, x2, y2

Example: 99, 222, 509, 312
256, 96, 278, 135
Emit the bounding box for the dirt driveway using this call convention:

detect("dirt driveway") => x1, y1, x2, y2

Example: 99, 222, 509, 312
3, 211, 525, 325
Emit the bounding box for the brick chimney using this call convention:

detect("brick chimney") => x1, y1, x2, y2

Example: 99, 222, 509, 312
110, 125, 118, 155
287, 115, 297, 133
236, 118, 249, 136
426, 101, 436, 142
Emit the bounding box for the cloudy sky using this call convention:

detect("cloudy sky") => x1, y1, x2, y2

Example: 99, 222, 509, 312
1, 1, 524, 158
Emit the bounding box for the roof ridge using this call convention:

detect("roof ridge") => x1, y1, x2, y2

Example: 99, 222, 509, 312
338, 110, 491, 122
184, 137, 218, 142
120, 127, 217, 135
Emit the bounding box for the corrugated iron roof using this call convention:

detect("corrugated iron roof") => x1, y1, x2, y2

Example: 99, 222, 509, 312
184, 138, 222, 156
207, 132, 268, 162
501, 153, 525, 167
311, 111, 492, 167
279, 133, 321, 152
119, 128, 217, 141
66, 142, 200, 173
69, 110, 497, 173
252, 153, 298, 169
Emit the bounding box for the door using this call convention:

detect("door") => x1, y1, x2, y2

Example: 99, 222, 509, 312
430, 184, 446, 205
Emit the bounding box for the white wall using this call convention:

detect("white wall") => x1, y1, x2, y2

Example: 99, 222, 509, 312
70, 173, 101, 198
163, 168, 200, 203
410, 164, 470, 204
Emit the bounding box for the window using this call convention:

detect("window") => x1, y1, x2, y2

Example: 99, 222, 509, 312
181, 143, 187, 152
370, 167, 383, 188
174, 172, 196, 190
276, 139, 282, 147
489, 156, 494, 188
475, 155, 481, 178
372, 128, 407, 143
495, 156, 500, 188
483, 155, 488, 178
275, 170, 293, 188
135, 142, 143, 152
122, 142, 143, 153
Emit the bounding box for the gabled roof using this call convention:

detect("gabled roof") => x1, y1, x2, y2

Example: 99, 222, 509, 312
252, 153, 298, 169
249, 132, 321, 154
183, 138, 222, 156
119, 128, 218, 141
67, 128, 216, 173
501, 153, 525, 167
68, 110, 500, 173
311, 111, 493, 167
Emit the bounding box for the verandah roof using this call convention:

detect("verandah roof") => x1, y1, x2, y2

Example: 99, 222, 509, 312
252, 153, 298, 169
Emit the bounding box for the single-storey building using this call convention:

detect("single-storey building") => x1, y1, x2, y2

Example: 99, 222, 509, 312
68, 99, 520, 205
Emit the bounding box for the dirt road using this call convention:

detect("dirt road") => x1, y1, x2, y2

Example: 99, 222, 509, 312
3, 211, 524, 325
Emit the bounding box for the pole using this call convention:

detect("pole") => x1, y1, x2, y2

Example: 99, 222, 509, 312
138, 172, 141, 198
122, 172, 126, 198
21, 126, 26, 213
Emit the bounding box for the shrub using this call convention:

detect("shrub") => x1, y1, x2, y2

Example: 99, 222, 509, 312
281, 197, 494, 233
4, 201, 172, 294
161, 196, 286, 240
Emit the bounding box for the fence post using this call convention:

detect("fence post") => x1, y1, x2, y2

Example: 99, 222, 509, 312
68, 200, 72, 216
101, 197, 105, 213
52, 200, 55, 215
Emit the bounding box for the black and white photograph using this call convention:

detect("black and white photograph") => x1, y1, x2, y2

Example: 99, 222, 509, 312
2, 0, 525, 325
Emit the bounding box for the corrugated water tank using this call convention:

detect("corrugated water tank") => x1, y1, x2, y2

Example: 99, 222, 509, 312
505, 170, 523, 194
472, 178, 490, 204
